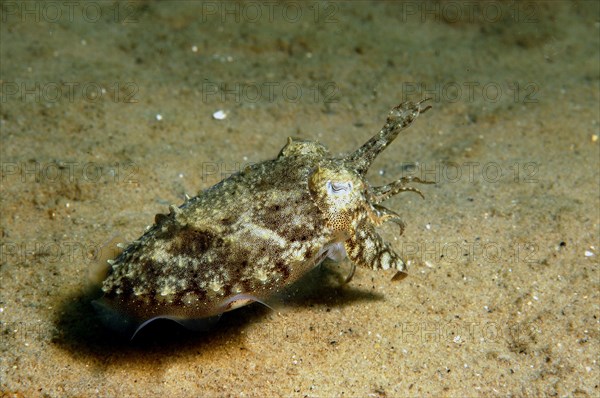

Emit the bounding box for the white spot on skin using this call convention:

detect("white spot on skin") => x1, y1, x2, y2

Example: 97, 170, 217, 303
208, 279, 223, 293
250, 226, 288, 248
289, 248, 307, 262
291, 214, 305, 227
182, 292, 199, 305
257, 256, 270, 266
133, 285, 147, 296
232, 284, 243, 294
177, 278, 188, 290
125, 268, 137, 279
254, 268, 269, 283
160, 283, 177, 297
363, 237, 375, 253
150, 246, 174, 265
380, 252, 391, 270
350, 244, 360, 258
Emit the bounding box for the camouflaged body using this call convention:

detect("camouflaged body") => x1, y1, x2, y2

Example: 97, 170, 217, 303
101, 141, 335, 320
98, 100, 432, 329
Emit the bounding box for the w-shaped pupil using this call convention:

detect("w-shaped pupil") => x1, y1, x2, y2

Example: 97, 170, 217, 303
327, 181, 353, 195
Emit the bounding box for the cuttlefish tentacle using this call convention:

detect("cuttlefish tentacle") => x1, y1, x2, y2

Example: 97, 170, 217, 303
370, 176, 435, 204
371, 204, 407, 236
360, 201, 406, 236
344, 98, 432, 176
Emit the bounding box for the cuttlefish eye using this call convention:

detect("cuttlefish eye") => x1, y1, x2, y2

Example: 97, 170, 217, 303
326, 180, 353, 195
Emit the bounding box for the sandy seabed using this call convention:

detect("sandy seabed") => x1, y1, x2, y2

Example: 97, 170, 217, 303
1, 1, 599, 397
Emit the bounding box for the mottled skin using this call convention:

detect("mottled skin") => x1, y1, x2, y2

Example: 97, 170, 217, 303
97, 100, 432, 334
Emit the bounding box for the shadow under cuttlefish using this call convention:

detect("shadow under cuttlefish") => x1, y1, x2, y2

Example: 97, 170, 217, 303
52, 261, 384, 359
